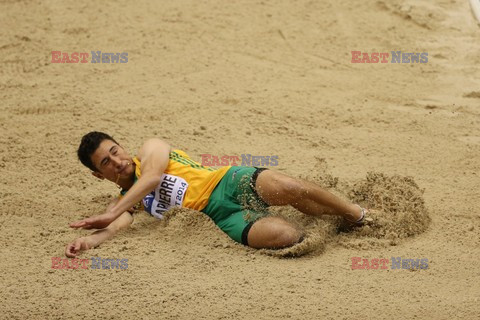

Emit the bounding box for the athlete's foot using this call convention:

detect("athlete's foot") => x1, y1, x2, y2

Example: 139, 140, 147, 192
344, 204, 373, 226
343, 204, 363, 223
337, 205, 372, 233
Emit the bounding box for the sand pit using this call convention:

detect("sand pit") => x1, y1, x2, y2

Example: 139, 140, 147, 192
1, 0, 480, 319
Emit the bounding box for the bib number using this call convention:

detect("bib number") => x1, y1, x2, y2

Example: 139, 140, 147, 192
142, 174, 188, 219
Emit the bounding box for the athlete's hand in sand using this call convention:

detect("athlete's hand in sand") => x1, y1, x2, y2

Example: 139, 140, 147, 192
66, 212, 133, 257
69, 211, 116, 230
65, 237, 91, 258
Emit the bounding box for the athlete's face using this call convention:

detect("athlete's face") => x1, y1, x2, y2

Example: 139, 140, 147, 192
90, 139, 134, 183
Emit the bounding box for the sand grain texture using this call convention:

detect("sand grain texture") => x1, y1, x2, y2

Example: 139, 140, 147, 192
0, 0, 479, 319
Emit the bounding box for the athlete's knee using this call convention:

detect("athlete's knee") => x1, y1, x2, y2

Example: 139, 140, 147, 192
247, 217, 303, 249
275, 225, 303, 248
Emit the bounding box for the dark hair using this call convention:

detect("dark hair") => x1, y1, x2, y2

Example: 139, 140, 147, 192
77, 131, 119, 172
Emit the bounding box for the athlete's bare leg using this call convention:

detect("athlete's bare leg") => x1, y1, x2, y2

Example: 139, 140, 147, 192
247, 216, 304, 249
255, 170, 363, 221
245, 170, 363, 249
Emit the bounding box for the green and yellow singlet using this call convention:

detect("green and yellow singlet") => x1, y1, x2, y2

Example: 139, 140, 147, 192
120, 149, 230, 218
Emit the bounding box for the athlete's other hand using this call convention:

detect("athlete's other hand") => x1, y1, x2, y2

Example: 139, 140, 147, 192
65, 237, 91, 258
69, 212, 115, 230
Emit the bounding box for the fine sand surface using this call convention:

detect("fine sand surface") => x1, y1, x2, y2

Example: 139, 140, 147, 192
1, 0, 479, 319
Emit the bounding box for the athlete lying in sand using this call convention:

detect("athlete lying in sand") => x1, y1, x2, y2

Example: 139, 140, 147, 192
65, 131, 371, 257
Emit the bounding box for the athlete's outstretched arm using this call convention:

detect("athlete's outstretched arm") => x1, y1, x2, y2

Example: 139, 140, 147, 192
65, 211, 133, 258
70, 138, 171, 229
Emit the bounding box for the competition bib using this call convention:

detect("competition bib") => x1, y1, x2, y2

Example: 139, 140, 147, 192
142, 173, 188, 219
